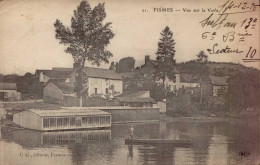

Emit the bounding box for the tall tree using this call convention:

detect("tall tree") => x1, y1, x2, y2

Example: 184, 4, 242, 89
155, 26, 176, 85
54, 1, 114, 106
196, 51, 208, 63
116, 57, 135, 73
195, 51, 209, 104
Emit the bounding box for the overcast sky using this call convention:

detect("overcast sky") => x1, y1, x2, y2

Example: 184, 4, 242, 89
0, 0, 259, 75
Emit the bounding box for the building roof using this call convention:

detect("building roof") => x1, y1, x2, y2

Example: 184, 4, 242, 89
180, 74, 200, 83
0, 83, 17, 90
29, 108, 110, 117
118, 72, 137, 79
120, 90, 149, 97
49, 70, 73, 79
35, 70, 52, 77
48, 80, 75, 94
52, 67, 73, 72
116, 96, 155, 103
116, 90, 155, 103
210, 76, 229, 86
83, 67, 122, 80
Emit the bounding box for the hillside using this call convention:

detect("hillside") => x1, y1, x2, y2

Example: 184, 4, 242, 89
177, 61, 259, 77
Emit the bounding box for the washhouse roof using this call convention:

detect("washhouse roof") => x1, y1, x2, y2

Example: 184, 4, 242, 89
29, 108, 110, 117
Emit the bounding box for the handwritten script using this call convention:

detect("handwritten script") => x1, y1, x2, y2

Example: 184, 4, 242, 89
199, 0, 259, 62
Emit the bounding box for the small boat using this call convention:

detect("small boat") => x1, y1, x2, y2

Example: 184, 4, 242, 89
125, 138, 192, 147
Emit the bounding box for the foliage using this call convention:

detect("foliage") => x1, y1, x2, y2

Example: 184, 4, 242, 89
126, 79, 169, 102
109, 62, 118, 71
226, 71, 260, 110
179, 60, 210, 78
116, 57, 135, 73
54, 1, 114, 101
155, 26, 176, 84
196, 51, 208, 63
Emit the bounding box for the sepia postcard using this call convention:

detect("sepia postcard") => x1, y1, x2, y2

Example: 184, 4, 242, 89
0, 0, 259, 164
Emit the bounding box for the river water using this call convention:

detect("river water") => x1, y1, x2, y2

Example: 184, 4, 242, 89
0, 120, 259, 165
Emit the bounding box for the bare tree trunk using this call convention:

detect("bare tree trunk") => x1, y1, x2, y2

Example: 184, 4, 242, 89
162, 77, 165, 87
200, 77, 203, 104
79, 95, 83, 107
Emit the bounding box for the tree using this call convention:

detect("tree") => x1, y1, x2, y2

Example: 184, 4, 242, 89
155, 26, 176, 85
126, 79, 169, 102
116, 57, 135, 73
196, 51, 208, 63
181, 52, 209, 104
226, 71, 260, 112
109, 61, 118, 71
54, 1, 114, 106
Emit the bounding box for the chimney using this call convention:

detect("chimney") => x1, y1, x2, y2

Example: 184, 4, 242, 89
145, 55, 150, 64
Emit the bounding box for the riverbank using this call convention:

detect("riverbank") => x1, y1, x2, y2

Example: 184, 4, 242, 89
164, 116, 230, 122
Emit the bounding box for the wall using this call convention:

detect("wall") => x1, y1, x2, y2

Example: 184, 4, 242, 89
63, 95, 79, 107
13, 111, 42, 130
157, 74, 200, 92
67, 71, 123, 96
100, 107, 160, 123
88, 77, 123, 96
83, 97, 120, 107
39, 72, 49, 83
158, 101, 166, 113
43, 83, 63, 104
0, 90, 21, 101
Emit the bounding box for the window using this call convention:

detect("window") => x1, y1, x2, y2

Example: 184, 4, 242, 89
70, 117, 76, 126
43, 118, 57, 128
93, 116, 100, 126
88, 116, 94, 126
76, 118, 81, 126
94, 88, 97, 94
82, 117, 88, 125
100, 116, 110, 125
43, 118, 48, 128
106, 88, 108, 94
49, 118, 56, 127
57, 117, 69, 127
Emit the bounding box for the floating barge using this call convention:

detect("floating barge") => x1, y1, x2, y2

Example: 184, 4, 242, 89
125, 139, 192, 147
13, 109, 111, 131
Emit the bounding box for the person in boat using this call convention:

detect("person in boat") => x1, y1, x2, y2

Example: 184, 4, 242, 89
128, 124, 134, 140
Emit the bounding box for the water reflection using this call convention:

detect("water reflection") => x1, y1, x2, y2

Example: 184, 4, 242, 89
0, 120, 259, 165
138, 145, 175, 165
1, 129, 111, 148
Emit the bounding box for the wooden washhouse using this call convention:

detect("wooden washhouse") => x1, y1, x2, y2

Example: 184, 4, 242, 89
13, 108, 111, 131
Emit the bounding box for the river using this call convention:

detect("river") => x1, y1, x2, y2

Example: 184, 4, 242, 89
0, 120, 259, 165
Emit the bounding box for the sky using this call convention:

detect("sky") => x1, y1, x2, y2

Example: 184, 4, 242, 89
0, 0, 259, 75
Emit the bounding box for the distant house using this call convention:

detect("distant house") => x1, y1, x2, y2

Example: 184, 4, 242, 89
50, 67, 74, 82
67, 67, 123, 96
115, 91, 155, 107
43, 80, 76, 106
134, 55, 200, 92
0, 83, 21, 101
43, 67, 123, 106
35, 68, 74, 99
210, 76, 229, 96
35, 70, 52, 83
35, 68, 74, 84
157, 73, 200, 92
201, 76, 229, 97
